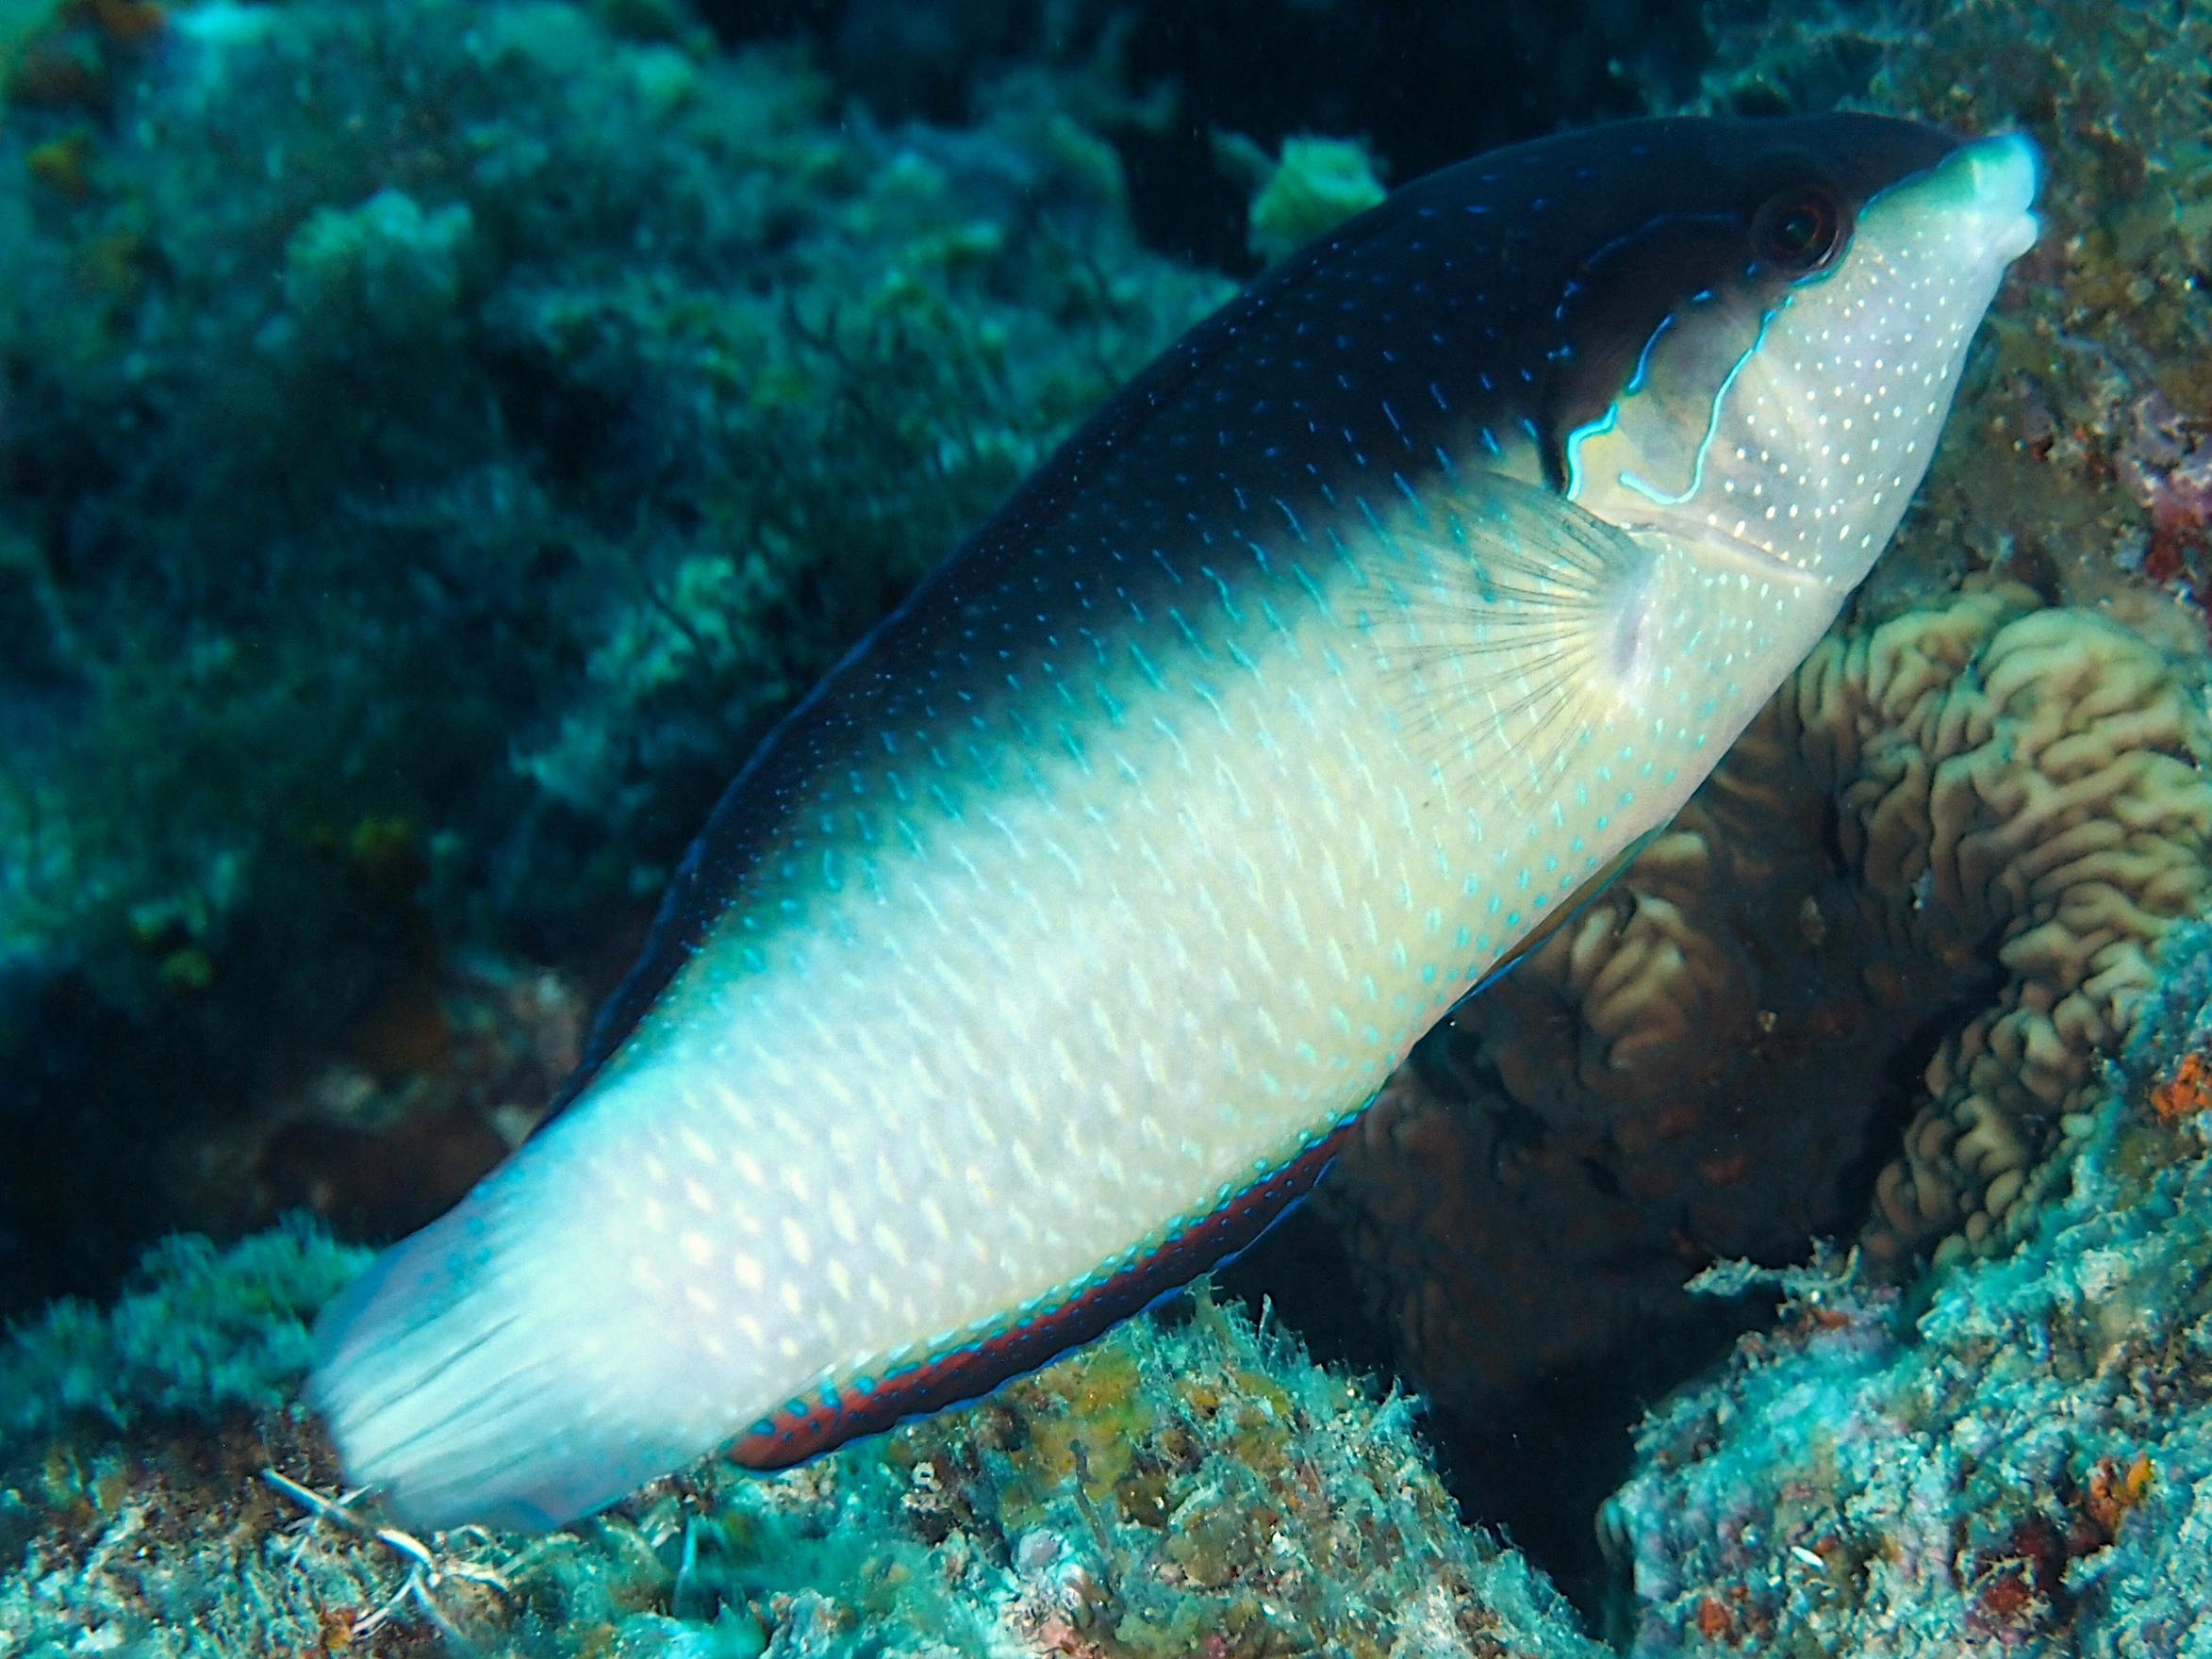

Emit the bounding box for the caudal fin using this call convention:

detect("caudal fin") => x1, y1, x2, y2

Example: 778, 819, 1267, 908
307, 1173, 716, 1532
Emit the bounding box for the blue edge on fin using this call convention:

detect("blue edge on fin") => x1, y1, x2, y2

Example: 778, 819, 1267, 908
729, 1120, 1356, 1468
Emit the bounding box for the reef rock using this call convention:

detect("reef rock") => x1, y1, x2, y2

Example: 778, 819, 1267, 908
0, 1245, 1602, 1659
1605, 924, 2212, 1655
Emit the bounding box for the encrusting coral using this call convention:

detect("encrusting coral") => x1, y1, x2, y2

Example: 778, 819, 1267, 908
1322, 583, 2212, 1419
0, 1235, 1604, 1659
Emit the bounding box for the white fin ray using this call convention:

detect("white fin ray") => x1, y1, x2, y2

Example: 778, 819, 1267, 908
1329, 470, 1662, 811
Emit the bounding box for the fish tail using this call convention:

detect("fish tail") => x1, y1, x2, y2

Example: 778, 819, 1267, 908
308, 1164, 695, 1531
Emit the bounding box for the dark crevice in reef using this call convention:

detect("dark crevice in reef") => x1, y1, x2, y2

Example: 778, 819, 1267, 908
1426, 1297, 1776, 1627
1220, 1190, 1774, 1630
1830, 980, 2004, 1241
1217, 957, 2001, 1627
0, 970, 232, 1313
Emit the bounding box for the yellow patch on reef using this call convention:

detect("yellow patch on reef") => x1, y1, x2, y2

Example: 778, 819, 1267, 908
988, 1339, 1150, 1531
880, 1285, 1372, 1558
25, 127, 91, 196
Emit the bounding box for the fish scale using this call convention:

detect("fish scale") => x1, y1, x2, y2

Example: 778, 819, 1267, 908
311, 113, 2040, 1530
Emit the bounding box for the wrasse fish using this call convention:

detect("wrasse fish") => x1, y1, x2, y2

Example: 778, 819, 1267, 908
312, 114, 2039, 1530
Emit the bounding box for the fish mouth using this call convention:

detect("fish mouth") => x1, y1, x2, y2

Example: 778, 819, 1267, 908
1892, 128, 2041, 268
1958, 131, 2040, 261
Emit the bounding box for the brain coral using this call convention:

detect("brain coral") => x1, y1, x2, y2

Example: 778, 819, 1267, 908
1320, 583, 2212, 1416
1795, 585, 2212, 1263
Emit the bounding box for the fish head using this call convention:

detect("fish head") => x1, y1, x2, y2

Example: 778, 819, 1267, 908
1552, 119, 2039, 589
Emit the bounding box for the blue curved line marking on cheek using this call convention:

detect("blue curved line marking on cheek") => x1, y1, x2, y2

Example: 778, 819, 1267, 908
1619, 301, 1785, 507
1561, 310, 1676, 502
1562, 402, 1617, 502
1625, 312, 1674, 395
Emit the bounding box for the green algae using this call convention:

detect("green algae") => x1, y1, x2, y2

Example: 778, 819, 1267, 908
0, 1219, 371, 1447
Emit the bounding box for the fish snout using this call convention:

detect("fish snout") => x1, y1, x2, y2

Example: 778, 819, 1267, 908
1940, 130, 2042, 267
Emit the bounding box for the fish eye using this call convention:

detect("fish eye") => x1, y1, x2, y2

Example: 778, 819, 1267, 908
1750, 184, 1845, 272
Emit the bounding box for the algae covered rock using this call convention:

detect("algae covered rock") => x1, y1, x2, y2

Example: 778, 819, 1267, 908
1605, 925, 2212, 1656
0, 1253, 1604, 1659
0, 1218, 370, 1447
